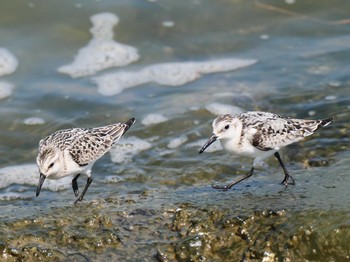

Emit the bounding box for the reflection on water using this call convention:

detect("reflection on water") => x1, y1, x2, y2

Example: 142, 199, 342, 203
0, 0, 349, 260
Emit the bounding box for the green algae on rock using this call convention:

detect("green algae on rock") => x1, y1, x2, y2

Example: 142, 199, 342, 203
1, 192, 350, 261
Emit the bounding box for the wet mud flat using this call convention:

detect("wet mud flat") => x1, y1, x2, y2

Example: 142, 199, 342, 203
0, 185, 349, 262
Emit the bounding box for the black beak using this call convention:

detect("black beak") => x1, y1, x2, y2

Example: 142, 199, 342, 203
199, 134, 218, 154
36, 173, 46, 197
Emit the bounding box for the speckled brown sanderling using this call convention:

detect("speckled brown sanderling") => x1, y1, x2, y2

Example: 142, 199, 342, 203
199, 111, 333, 190
36, 118, 135, 203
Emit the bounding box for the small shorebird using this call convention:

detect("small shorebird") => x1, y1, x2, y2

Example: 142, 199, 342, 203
36, 118, 135, 203
199, 111, 333, 190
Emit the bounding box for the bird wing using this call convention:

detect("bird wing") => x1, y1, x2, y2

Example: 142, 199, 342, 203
39, 119, 135, 167
240, 112, 327, 151
68, 130, 114, 166
68, 121, 133, 166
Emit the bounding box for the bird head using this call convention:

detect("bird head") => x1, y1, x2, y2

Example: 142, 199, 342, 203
36, 146, 62, 196
199, 114, 236, 153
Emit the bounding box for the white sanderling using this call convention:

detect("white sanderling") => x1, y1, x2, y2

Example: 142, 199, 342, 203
36, 118, 135, 203
199, 111, 333, 189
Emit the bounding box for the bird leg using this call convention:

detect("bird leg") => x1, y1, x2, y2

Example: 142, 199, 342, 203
274, 152, 295, 186
74, 177, 93, 203
212, 167, 255, 191
72, 174, 81, 197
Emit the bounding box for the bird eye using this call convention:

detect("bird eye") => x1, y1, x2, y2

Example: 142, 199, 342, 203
49, 163, 54, 169
224, 125, 230, 130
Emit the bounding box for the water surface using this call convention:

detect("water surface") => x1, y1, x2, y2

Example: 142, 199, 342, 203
0, 0, 349, 260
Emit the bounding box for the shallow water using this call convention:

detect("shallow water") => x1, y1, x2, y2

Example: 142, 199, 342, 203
0, 0, 350, 260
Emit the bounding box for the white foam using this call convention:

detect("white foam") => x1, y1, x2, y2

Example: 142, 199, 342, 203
23, 117, 45, 125
109, 136, 152, 163
93, 58, 257, 96
0, 48, 18, 76
58, 13, 139, 78
186, 139, 222, 153
285, 0, 295, 4
205, 102, 244, 116
162, 21, 175, 27
325, 95, 336, 100
95, 71, 149, 96
104, 175, 123, 184
144, 62, 200, 86
158, 149, 175, 156
260, 34, 269, 40
308, 110, 316, 116
141, 113, 168, 126
0, 82, 13, 99
0, 192, 24, 201
0, 164, 71, 191
167, 136, 188, 149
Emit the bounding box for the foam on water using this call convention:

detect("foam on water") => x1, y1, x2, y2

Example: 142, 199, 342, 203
141, 113, 168, 126
93, 58, 257, 96
58, 13, 139, 78
167, 136, 188, 149
0, 82, 13, 99
0, 164, 71, 191
162, 21, 175, 27
205, 102, 244, 116
92, 71, 148, 96
0, 192, 25, 201
109, 136, 152, 163
23, 117, 45, 125
0, 48, 18, 76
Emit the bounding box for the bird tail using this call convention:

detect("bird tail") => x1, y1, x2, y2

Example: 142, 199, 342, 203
314, 116, 334, 132
295, 116, 333, 137
103, 117, 135, 141
122, 118, 136, 135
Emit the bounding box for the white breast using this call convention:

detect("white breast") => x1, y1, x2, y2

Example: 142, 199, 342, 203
219, 126, 276, 160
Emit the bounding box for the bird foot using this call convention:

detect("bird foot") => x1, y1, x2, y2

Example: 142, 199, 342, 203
74, 197, 83, 204
211, 184, 230, 191
280, 176, 295, 186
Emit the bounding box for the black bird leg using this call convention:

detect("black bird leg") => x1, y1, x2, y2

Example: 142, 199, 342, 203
212, 167, 255, 191
74, 177, 93, 203
274, 152, 295, 186
72, 174, 81, 197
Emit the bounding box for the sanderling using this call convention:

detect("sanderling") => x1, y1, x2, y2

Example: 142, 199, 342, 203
199, 111, 333, 189
36, 118, 135, 203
